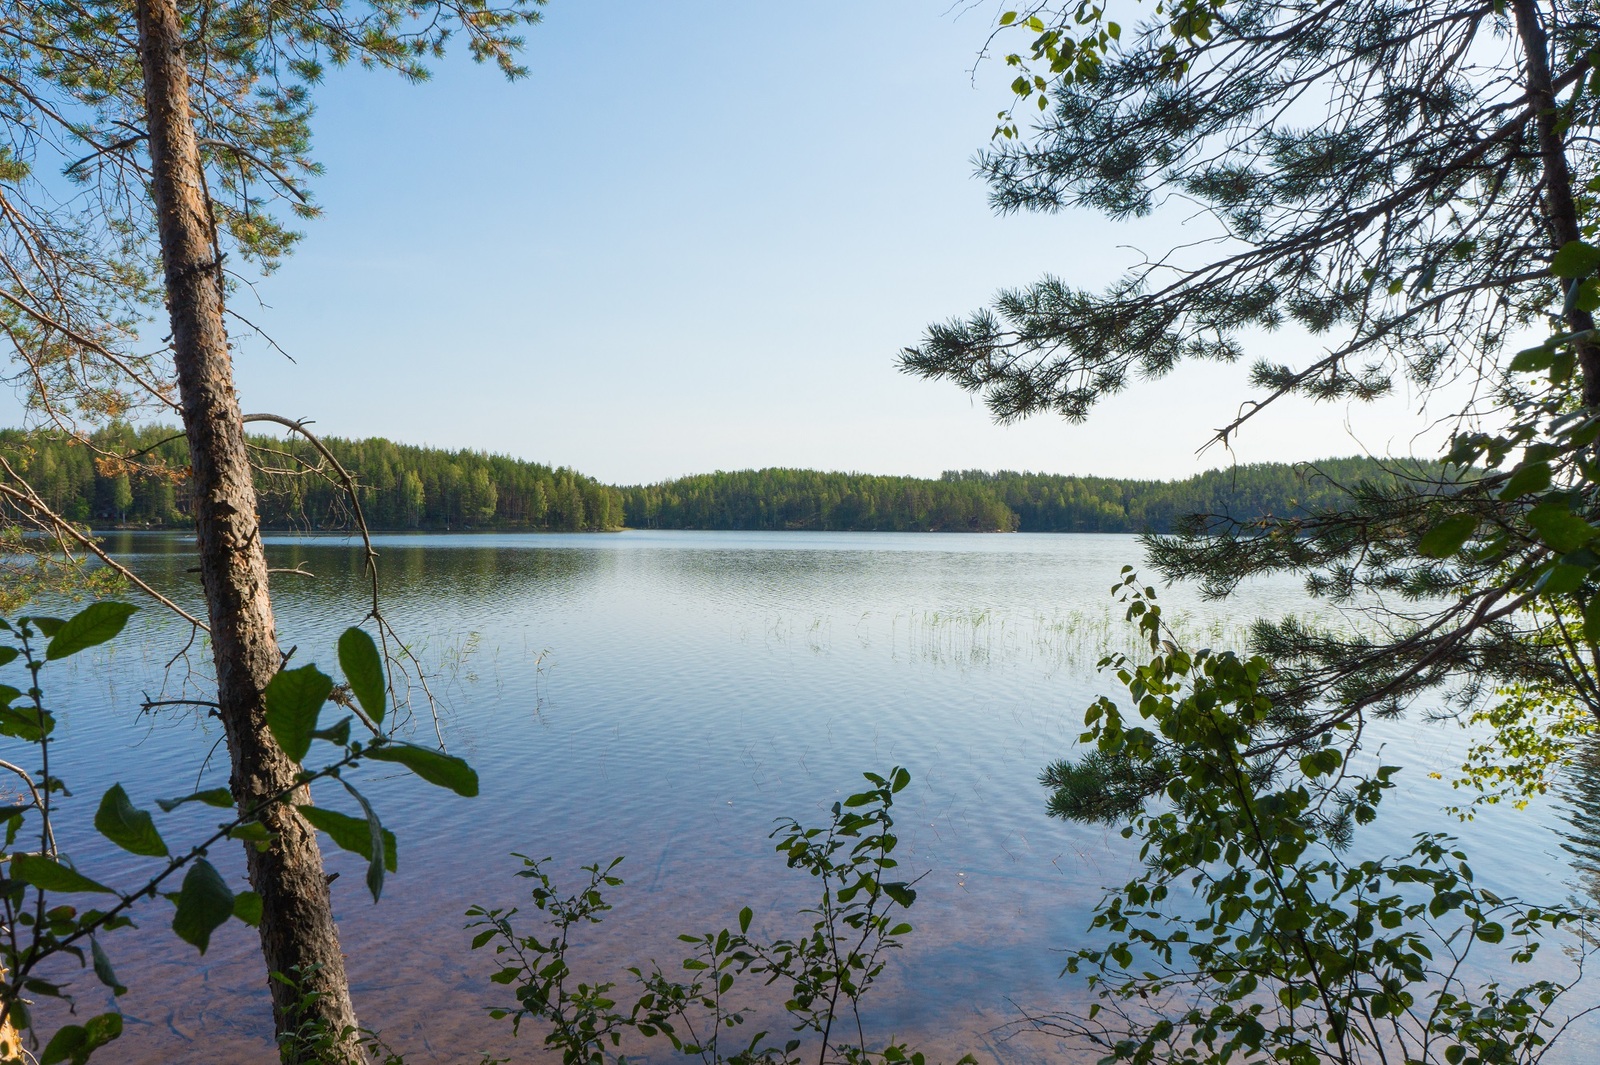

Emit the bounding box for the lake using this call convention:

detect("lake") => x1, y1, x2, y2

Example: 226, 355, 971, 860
22, 531, 1600, 1063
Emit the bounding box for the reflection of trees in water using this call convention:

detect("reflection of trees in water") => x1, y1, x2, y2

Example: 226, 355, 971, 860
107, 533, 606, 599
364, 544, 605, 601
92, 537, 607, 737
1559, 737, 1600, 904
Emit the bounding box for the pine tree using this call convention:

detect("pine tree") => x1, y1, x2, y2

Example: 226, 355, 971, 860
905, 0, 1600, 749
2, 1, 544, 1058
905, 9, 1600, 1059
400, 469, 427, 530
108, 472, 132, 523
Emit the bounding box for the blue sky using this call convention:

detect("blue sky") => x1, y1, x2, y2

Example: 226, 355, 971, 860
162, 2, 1449, 483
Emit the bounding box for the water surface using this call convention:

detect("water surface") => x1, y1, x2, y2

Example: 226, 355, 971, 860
22, 531, 1598, 1063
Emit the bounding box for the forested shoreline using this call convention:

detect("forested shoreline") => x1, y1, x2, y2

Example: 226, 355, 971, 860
622, 459, 1434, 533
0, 425, 625, 532
0, 426, 1431, 535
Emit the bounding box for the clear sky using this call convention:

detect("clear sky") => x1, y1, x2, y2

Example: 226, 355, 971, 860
87, 2, 1462, 484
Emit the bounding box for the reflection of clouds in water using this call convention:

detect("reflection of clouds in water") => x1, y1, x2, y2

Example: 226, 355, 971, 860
37, 531, 1595, 1064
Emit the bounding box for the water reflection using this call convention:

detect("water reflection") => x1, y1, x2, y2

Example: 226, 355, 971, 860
29, 532, 1597, 1064
1559, 738, 1600, 904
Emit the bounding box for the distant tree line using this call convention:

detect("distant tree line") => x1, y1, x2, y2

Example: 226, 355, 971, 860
941, 458, 1440, 532
621, 458, 1436, 533
0, 426, 1435, 535
621, 468, 1020, 532
0, 425, 624, 532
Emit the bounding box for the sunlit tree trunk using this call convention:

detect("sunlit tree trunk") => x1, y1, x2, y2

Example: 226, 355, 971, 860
133, 0, 363, 1058
1510, 0, 1600, 407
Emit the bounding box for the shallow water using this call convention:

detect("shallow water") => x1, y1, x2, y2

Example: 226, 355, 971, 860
14, 531, 1600, 1063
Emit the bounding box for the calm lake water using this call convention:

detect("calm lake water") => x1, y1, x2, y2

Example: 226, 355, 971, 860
21, 531, 1600, 1063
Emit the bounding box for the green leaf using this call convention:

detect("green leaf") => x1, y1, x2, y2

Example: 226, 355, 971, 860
39, 1026, 86, 1065
83, 1012, 121, 1048
1528, 502, 1597, 553
1418, 513, 1478, 558
300, 796, 396, 903
94, 784, 167, 858
233, 890, 262, 928
365, 742, 479, 797
27, 617, 64, 638
1552, 350, 1577, 384
1551, 240, 1600, 278
171, 859, 234, 954
90, 936, 126, 996
342, 781, 392, 906
10, 853, 114, 895
739, 906, 752, 933
338, 627, 386, 727
156, 788, 235, 813
0, 704, 54, 742
1535, 561, 1587, 595
228, 822, 275, 849
1499, 460, 1552, 500
1509, 345, 1559, 373
264, 665, 332, 763
1585, 596, 1600, 644
45, 602, 137, 661
311, 717, 352, 746
39, 1013, 121, 1065
0, 647, 17, 667
1578, 278, 1600, 313
883, 882, 917, 908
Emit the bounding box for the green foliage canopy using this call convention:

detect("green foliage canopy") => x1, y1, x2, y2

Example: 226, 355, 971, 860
0, 425, 623, 531
0, 600, 478, 1059
623, 459, 1439, 534
0, 426, 1436, 536
913, 0, 1575, 427
0, 0, 546, 430
1036, 575, 1592, 1065
909, 0, 1600, 730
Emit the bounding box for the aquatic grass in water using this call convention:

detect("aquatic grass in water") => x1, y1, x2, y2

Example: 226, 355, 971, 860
758, 606, 1306, 674
38, 531, 1592, 1065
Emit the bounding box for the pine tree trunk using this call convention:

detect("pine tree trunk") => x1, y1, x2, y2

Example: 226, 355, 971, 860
132, 1, 365, 1060
1511, 0, 1600, 405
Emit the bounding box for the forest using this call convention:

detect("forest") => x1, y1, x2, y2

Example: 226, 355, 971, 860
620, 459, 1435, 532
0, 425, 625, 533
0, 424, 1431, 535
4, 2, 1600, 1063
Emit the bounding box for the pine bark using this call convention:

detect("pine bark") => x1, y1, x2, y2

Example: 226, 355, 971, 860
132, 0, 364, 1059
1512, 0, 1600, 406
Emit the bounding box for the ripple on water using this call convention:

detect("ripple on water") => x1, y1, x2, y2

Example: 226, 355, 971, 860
14, 531, 1596, 1064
